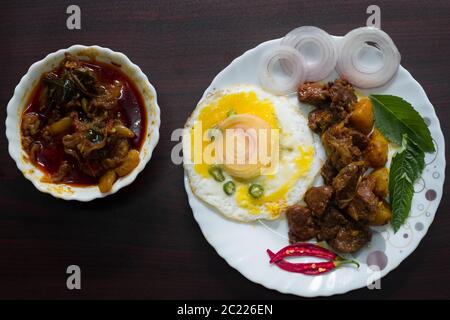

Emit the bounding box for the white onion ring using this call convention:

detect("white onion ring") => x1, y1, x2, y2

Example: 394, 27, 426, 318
258, 45, 306, 95
281, 26, 338, 81
336, 26, 401, 88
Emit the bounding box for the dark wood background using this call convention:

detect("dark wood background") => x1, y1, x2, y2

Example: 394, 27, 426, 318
0, 0, 449, 299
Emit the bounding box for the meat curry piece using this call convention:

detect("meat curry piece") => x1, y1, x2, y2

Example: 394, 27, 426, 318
304, 186, 333, 217
298, 82, 330, 106
345, 176, 379, 222
318, 207, 371, 253
308, 108, 334, 133
321, 159, 338, 185
328, 78, 357, 121
286, 205, 319, 242
20, 53, 146, 192
332, 161, 367, 209
322, 122, 367, 171
300, 79, 356, 134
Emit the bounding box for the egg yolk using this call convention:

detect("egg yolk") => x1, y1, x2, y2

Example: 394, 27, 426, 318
218, 114, 275, 180
191, 91, 279, 177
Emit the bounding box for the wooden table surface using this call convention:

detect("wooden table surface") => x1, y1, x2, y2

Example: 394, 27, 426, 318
0, 0, 449, 299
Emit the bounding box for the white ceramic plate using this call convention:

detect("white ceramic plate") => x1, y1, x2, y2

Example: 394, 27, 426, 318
184, 38, 446, 297
6, 45, 160, 201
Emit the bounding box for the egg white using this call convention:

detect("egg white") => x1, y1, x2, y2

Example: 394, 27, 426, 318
183, 85, 323, 221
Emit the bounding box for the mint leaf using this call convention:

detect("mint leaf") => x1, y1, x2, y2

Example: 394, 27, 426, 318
389, 136, 425, 232
389, 136, 425, 185
390, 174, 414, 233
370, 95, 435, 152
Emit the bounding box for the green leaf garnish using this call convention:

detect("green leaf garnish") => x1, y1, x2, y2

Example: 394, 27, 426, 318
370, 95, 435, 152
390, 173, 414, 233
390, 136, 425, 184
389, 135, 425, 232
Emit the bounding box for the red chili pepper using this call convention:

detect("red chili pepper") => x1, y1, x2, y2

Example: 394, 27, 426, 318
269, 243, 337, 263
267, 249, 359, 275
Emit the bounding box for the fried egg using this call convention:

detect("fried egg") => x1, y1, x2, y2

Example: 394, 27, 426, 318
183, 85, 322, 221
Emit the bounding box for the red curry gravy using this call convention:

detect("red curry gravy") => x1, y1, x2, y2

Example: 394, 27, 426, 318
22, 56, 147, 186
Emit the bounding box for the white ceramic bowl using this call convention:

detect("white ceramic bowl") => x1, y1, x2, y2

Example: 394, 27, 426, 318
5, 45, 160, 201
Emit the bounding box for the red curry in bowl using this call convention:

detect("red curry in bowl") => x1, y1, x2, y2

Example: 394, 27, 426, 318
21, 53, 147, 192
